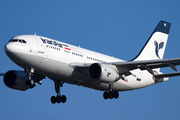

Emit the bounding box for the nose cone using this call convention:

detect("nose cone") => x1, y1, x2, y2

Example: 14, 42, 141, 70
4, 42, 24, 60
4, 43, 17, 60
4, 41, 26, 68
4, 43, 15, 53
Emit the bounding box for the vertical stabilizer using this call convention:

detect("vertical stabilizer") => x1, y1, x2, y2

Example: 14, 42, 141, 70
133, 21, 171, 61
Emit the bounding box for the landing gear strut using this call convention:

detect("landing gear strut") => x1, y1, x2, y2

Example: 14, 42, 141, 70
103, 83, 119, 100
51, 80, 67, 104
26, 68, 35, 88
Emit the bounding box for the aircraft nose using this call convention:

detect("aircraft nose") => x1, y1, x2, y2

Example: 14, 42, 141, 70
4, 43, 15, 53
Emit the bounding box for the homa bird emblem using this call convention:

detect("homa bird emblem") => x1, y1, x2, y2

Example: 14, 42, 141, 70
107, 72, 111, 77
154, 40, 164, 58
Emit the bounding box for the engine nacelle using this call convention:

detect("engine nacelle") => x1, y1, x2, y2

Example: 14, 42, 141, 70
88, 63, 119, 83
3, 70, 30, 91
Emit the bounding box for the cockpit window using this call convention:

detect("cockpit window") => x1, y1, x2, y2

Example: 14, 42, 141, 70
22, 40, 27, 43
9, 39, 27, 44
11, 39, 18, 42
8, 38, 13, 42
19, 39, 22, 43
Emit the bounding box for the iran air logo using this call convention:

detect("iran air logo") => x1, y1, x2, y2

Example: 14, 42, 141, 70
154, 40, 164, 58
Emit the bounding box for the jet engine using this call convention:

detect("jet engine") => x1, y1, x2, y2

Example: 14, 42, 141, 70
88, 63, 120, 83
3, 70, 30, 91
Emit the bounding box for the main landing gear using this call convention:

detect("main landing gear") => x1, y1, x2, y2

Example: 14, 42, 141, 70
51, 80, 67, 104
103, 83, 119, 100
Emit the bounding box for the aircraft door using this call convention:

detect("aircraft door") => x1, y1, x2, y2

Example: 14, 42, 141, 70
28, 37, 38, 54
33, 37, 45, 65
34, 37, 44, 54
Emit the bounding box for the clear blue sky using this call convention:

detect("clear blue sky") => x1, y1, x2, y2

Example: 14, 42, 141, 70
0, 0, 180, 120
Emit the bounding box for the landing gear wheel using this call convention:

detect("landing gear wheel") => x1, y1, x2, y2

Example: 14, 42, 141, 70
30, 79, 35, 88
25, 68, 36, 88
30, 79, 35, 85
50, 95, 67, 104
51, 96, 56, 104
103, 91, 119, 100
103, 91, 109, 100
57, 96, 61, 103
61, 95, 67, 103
113, 91, 119, 99
26, 79, 35, 88
109, 91, 113, 99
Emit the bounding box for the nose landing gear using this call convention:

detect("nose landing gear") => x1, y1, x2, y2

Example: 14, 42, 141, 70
25, 68, 44, 88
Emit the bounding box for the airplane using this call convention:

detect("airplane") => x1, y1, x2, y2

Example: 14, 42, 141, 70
1, 20, 180, 104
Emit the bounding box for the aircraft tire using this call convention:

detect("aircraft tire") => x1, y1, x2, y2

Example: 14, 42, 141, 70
57, 96, 61, 103
113, 91, 119, 99
26, 79, 35, 88
103, 91, 109, 100
51, 96, 56, 104
109, 91, 113, 99
30, 79, 35, 85
61, 95, 67, 103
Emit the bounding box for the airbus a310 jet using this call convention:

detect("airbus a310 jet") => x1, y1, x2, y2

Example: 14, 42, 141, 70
1, 21, 180, 104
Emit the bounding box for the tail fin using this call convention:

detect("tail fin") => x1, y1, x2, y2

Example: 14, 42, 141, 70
133, 21, 171, 61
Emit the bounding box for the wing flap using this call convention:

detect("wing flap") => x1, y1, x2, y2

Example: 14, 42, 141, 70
154, 72, 180, 78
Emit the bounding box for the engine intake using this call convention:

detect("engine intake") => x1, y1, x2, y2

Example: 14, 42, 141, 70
4, 70, 30, 91
88, 63, 119, 83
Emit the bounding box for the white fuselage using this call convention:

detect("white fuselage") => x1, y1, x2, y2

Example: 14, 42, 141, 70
5, 35, 160, 91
